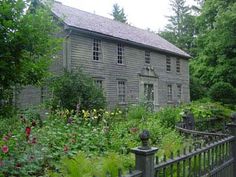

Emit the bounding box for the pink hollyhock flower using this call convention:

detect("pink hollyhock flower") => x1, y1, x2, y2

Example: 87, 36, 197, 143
1, 145, 9, 154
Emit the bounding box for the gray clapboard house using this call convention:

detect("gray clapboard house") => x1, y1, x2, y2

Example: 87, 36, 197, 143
18, 1, 191, 110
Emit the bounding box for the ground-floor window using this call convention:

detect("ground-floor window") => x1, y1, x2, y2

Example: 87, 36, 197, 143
118, 80, 126, 103
167, 84, 173, 102
177, 84, 182, 101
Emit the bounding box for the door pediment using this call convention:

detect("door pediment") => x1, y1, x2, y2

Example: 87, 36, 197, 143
138, 66, 158, 78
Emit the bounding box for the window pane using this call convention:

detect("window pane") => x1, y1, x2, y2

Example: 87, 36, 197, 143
176, 58, 180, 73
167, 84, 172, 101
118, 80, 125, 103
93, 39, 101, 60
177, 84, 182, 100
145, 51, 150, 64
166, 56, 171, 72
117, 44, 124, 64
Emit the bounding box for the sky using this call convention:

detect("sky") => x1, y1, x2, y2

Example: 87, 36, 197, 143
57, 0, 196, 32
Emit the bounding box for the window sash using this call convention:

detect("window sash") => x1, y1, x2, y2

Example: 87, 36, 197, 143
166, 56, 171, 72
94, 80, 103, 89
177, 84, 182, 100
118, 81, 125, 103
145, 51, 150, 64
117, 44, 124, 64
93, 39, 101, 60
176, 58, 180, 73
167, 84, 172, 101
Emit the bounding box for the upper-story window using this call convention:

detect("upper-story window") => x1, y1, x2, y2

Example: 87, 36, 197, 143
166, 56, 171, 72
117, 44, 124, 64
93, 39, 102, 61
118, 80, 126, 103
167, 84, 173, 102
176, 58, 180, 73
145, 51, 150, 64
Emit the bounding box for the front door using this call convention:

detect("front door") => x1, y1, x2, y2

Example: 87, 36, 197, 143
144, 83, 154, 111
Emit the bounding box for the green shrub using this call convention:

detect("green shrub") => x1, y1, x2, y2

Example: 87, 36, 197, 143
154, 107, 182, 128
190, 76, 206, 101
126, 104, 149, 120
209, 82, 236, 104
48, 70, 106, 110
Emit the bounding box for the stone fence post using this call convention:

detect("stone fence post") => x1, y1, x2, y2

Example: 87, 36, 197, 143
130, 130, 158, 177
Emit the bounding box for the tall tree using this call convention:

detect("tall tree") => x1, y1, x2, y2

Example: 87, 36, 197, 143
191, 0, 236, 88
159, 0, 196, 55
111, 3, 127, 23
0, 0, 61, 107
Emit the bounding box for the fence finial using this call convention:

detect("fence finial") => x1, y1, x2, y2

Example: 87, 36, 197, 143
139, 130, 150, 150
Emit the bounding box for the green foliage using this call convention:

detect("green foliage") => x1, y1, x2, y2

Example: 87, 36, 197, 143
154, 106, 182, 128
48, 152, 129, 177
111, 3, 127, 23
192, 0, 236, 88
1, 101, 232, 176
159, 0, 196, 54
208, 82, 236, 104
0, 0, 62, 116
189, 76, 206, 100
181, 100, 233, 120
48, 70, 106, 110
126, 104, 150, 120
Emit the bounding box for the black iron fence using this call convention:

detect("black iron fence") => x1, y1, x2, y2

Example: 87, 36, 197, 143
120, 114, 236, 177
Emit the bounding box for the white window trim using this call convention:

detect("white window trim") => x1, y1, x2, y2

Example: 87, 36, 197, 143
166, 56, 171, 72
117, 80, 126, 104
145, 51, 151, 64
117, 43, 125, 65
92, 39, 102, 61
167, 84, 173, 102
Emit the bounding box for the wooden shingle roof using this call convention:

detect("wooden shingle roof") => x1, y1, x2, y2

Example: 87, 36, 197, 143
52, 2, 190, 58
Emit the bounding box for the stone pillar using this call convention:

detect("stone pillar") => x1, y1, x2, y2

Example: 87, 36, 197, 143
228, 123, 236, 177
130, 130, 158, 177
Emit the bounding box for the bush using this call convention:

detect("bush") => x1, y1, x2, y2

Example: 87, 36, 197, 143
126, 104, 149, 120
48, 70, 106, 110
190, 76, 206, 101
208, 82, 236, 104
154, 107, 182, 128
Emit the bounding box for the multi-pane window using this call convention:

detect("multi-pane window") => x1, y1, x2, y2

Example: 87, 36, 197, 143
117, 44, 124, 64
93, 39, 102, 61
94, 79, 103, 89
167, 84, 173, 101
166, 56, 171, 72
177, 84, 182, 100
176, 58, 180, 73
145, 51, 150, 64
118, 80, 126, 103
144, 84, 154, 101
40, 87, 48, 103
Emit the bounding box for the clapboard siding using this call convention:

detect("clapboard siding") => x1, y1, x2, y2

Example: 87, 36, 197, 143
16, 28, 190, 110
69, 32, 190, 109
